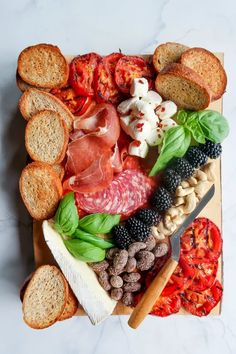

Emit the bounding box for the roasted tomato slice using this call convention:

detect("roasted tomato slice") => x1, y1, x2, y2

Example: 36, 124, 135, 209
181, 280, 223, 316
69, 53, 101, 96
150, 295, 181, 317
188, 260, 218, 292
114, 56, 154, 94
162, 256, 196, 297
94, 53, 124, 104
181, 217, 222, 264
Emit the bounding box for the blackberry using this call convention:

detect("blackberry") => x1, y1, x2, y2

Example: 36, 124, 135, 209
199, 140, 222, 159
162, 169, 181, 193
136, 208, 161, 227
125, 217, 150, 242
112, 225, 132, 249
151, 187, 172, 211
185, 147, 208, 168
171, 158, 194, 180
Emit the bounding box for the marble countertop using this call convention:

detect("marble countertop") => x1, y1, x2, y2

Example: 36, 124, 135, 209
0, 1, 236, 353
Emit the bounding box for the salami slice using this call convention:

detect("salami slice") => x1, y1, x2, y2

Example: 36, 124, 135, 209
75, 169, 154, 216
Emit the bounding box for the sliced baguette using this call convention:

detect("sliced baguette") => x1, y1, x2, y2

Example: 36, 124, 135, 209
20, 162, 62, 220
16, 71, 50, 93
155, 63, 211, 110
59, 286, 78, 321
23, 265, 68, 329
25, 110, 69, 165
18, 44, 69, 89
19, 88, 74, 131
52, 163, 65, 180
153, 42, 188, 72
180, 47, 227, 100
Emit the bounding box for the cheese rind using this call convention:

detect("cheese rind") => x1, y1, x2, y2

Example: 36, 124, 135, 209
42, 220, 117, 325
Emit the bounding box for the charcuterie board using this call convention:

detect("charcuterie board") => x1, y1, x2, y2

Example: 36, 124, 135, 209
32, 53, 223, 317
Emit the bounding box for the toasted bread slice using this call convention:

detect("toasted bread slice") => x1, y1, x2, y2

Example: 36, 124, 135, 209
19, 88, 74, 131
59, 286, 78, 321
153, 42, 188, 72
180, 47, 227, 100
20, 162, 62, 220
25, 110, 69, 165
52, 164, 65, 180
155, 63, 211, 110
16, 71, 50, 93
18, 44, 69, 89
23, 265, 68, 329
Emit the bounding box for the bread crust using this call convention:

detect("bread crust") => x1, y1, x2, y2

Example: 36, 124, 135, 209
58, 286, 78, 321
155, 63, 211, 110
16, 71, 50, 93
25, 110, 69, 165
19, 161, 63, 220
22, 265, 69, 329
153, 42, 189, 72
18, 88, 74, 131
18, 43, 69, 89
180, 47, 227, 100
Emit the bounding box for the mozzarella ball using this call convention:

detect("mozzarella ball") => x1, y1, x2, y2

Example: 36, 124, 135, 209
155, 100, 177, 120
129, 118, 152, 141
159, 118, 177, 132
120, 115, 132, 135
130, 77, 149, 98
145, 126, 164, 146
117, 97, 138, 115
141, 90, 162, 108
132, 100, 158, 123
128, 140, 149, 158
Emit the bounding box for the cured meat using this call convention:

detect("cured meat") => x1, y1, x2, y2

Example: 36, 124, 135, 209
65, 103, 121, 192
63, 151, 113, 193
75, 169, 155, 216
73, 103, 120, 147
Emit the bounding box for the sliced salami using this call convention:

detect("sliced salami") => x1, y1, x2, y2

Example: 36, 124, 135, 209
75, 169, 154, 216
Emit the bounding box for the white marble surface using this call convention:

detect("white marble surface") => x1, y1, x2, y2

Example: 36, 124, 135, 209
0, 0, 236, 353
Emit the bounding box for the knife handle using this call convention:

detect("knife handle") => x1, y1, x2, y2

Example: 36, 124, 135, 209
128, 257, 178, 329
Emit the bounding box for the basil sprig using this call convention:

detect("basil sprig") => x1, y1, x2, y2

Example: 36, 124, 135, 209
54, 192, 79, 237
64, 239, 105, 262
149, 109, 229, 176
149, 126, 191, 176
73, 228, 114, 249
78, 213, 120, 234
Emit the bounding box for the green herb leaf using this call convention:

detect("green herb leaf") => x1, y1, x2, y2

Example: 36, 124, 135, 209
54, 192, 79, 236
149, 126, 191, 176
184, 113, 206, 144
64, 239, 105, 262
176, 110, 190, 125
198, 110, 229, 143
78, 213, 120, 234
73, 228, 114, 249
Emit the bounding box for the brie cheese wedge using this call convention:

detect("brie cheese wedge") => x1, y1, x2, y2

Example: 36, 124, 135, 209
43, 220, 117, 325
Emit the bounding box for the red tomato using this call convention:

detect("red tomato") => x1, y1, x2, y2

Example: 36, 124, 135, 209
188, 260, 218, 292
114, 56, 154, 93
69, 53, 102, 96
51, 87, 92, 115
181, 218, 222, 265
162, 256, 196, 297
151, 295, 181, 317
181, 280, 223, 316
94, 53, 124, 104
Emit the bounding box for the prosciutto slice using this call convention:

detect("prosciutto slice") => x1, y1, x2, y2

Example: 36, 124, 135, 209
65, 103, 121, 193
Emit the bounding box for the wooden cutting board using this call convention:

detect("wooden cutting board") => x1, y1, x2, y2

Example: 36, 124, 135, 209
32, 53, 224, 316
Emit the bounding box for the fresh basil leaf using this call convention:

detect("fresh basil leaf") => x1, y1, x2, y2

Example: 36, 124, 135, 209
64, 239, 105, 262
198, 110, 229, 143
149, 126, 191, 176
78, 213, 120, 234
176, 110, 190, 124
73, 229, 114, 249
54, 192, 79, 236
184, 113, 206, 144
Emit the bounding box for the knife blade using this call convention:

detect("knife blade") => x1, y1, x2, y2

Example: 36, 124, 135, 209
171, 184, 215, 261
128, 184, 215, 329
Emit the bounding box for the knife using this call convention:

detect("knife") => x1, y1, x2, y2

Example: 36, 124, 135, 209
128, 184, 215, 329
